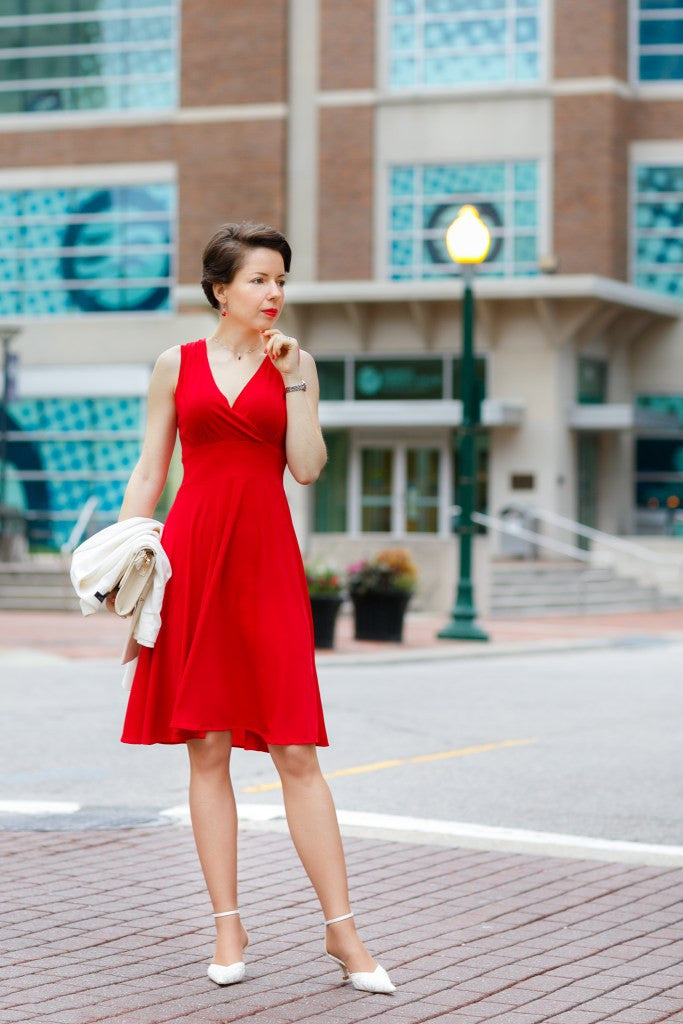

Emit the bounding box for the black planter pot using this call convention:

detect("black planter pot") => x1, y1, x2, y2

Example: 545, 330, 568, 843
351, 590, 411, 642
309, 594, 344, 649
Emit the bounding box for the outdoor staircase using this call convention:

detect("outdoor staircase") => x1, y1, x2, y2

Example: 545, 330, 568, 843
0, 557, 81, 612
489, 561, 682, 618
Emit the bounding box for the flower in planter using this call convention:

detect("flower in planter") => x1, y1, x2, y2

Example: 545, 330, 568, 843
347, 547, 417, 596
304, 562, 345, 597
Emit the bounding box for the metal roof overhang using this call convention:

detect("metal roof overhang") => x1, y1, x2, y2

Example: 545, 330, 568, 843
569, 404, 682, 434
319, 398, 524, 429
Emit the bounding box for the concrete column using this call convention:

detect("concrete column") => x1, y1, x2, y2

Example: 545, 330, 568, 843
286, 0, 319, 281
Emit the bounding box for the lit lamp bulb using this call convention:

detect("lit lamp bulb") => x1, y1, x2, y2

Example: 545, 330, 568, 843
445, 205, 491, 265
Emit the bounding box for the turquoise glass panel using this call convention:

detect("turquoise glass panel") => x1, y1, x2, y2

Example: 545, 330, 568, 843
355, 359, 443, 400
0, 2, 176, 113
388, 159, 538, 279
314, 431, 349, 533
390, 167, 415, 196
390, 0, 540, 87
0, 182, 174, 315
4, 394, 142, 549
317, 361, 345, 401
640, 19, 683, 43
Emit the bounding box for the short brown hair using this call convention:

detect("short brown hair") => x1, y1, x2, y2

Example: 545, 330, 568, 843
200, 221, 292, 310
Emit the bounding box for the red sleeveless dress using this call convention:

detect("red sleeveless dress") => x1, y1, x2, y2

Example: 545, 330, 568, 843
120, 338, 329, 752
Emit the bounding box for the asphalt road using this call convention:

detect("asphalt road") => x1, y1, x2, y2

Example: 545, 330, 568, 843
1, 640, 681, 844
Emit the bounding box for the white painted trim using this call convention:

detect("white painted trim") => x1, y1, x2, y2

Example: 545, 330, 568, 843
631, 140, 683, 163
286, 0, 319, 281
176, 103, 287, 123
569, 403, 681, 432
320, 399, 523, 429
19, 364, 151, 397
321, 400, 462, 428
191, 274, 680, 317
0, 103, 287, 133
317, 90, 378, 107
551, 77, 633, 98
0, 161, 176, 188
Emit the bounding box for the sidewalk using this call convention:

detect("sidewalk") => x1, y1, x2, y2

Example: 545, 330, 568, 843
2, 823, 683, 1024
1, 607, 683, 661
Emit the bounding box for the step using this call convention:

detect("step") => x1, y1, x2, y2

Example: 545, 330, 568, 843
490, 579, 653, 595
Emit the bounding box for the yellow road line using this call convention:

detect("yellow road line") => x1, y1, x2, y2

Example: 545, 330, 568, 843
241, 738, 537, 793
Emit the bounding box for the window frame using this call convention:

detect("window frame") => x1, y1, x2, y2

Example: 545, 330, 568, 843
349, 431, 453, 537
630, 0, 683, 93
379, 0, 549, 96
629, 141, 683, 297
382, 156, 543, 281
0, 0, 180, 122
0, 160, 177, 319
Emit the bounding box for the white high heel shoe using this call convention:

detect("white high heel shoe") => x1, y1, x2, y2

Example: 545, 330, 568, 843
207, 909, 247, 986
324, 912, 396, 994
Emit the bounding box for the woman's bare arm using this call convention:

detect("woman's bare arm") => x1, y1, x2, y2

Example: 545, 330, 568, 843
282, 349, 327, 485
117, 346, 180, 522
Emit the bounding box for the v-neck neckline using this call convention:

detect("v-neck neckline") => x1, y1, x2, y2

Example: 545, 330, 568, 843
202, 338, 269, 410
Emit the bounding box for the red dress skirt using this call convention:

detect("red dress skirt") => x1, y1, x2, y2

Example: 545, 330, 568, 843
120, 338, 329, 752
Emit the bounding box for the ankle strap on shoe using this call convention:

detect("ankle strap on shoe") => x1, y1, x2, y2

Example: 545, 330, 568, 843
213, 909, 240, 919
324, 911, 354, 925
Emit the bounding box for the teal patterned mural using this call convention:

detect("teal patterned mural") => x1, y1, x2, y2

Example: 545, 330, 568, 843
6, 395, 142, 549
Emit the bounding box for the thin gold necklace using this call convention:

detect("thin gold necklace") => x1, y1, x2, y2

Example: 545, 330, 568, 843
208, 334, 262, 361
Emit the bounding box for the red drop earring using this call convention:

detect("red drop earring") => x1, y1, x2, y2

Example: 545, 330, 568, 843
221, 305, 227, 318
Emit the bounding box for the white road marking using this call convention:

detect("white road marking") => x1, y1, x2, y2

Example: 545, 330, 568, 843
0, 800, 81, 815
159, 803, 683, 866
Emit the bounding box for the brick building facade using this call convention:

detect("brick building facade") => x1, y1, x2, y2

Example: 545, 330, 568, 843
2, 0, 683, 611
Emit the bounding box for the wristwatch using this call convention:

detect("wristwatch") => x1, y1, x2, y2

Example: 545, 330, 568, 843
284, 381, 307, 394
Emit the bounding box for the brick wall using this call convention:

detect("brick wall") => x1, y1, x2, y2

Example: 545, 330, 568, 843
177, 121, 286, 284
318, 107, 374, 280
554, 0, 629, 81
554, 95, 631, 280
181, 0, 286, 106
0, 120, 286, 287
320, 0, 375, 90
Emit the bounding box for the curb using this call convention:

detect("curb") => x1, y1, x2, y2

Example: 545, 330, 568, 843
158, 802, 683, 868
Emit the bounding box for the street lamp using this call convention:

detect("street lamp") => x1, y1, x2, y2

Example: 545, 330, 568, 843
438, 205, 490, 641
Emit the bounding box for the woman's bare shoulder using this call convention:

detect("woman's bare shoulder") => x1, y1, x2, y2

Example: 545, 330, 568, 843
149, 345, 182, 395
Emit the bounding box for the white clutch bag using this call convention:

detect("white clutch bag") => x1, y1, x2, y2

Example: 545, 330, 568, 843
112, 547, 156, 617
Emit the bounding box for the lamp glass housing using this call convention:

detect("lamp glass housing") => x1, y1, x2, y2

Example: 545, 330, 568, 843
445, 205, 491, 265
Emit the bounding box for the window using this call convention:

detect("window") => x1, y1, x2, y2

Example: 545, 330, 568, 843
388, 0, 542, 90
388, 160, 539, 279
5, 394, 143, 550
314, 430, 349, 532
633, 163, 683, 297
0, 0, 178, 116
577, 358, 608, 404
361, 448, 394, 531
635, 395, 683, 535
636, 0, 683, 83
0, 174, 175, 316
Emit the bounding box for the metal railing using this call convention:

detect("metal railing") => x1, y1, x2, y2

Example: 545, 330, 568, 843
60, 496, 99, 556
473, 504, 683, 600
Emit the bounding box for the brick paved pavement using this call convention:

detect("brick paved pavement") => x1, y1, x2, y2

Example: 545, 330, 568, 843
1, 607, 683, 661
2, 824, 682, 1024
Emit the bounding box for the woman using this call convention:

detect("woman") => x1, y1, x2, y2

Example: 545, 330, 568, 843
108, 222, 395, 995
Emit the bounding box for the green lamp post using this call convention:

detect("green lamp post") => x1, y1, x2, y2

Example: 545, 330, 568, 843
438, 205, 490, 641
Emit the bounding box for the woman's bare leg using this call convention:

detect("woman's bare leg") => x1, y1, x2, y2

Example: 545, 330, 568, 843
187, 731, 248, 966
267, 742, 377, 973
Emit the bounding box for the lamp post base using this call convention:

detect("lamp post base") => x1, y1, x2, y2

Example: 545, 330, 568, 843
437, 614, 489, 642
